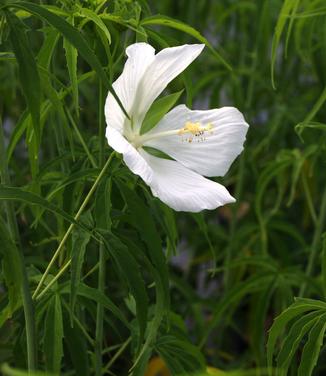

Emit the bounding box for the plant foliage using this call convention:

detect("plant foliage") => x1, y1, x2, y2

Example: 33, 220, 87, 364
0, 0, 326, 375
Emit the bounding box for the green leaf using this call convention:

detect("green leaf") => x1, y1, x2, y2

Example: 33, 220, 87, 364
7, 1, 128, 118
7, 71, 94, 163
271, 0, 300, 88
267, 298, 326, 373
192, 212, 216, 265
37, 28, 60, 69
115, 235, 167, 375
0, 185, 91, 234
140, 90, 183, 134
77, 6, 111, 44
295, 121, 326, 142
128, 245, 166, 375
62, 309, 89, 376
4, 9, 41, 146
63, 18, 79, 117
95, 177, 112, 230
157, 336, 206, 374
70, 220, 91, 323
155, 312, 206, 374
276, 311, 321, 376
46, 168, 100, 200
118, 181, 169, 310
255, 155, 293, 253
141, 146, 173, 160
43, 294, 64, 374
103, 234, 148, 347
141, 15, 232, 70
1, 363, 53, 376
298, 313, 326, 376
251, 281, 277, 366
0, 217, 22, 326
294, 87, 326, 141
62, 282, 130, 328
200, 273, 273, 348
322, 233, 326, 298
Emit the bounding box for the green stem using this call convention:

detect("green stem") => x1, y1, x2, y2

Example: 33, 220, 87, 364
301, 172, 317, 225
300, 187, 326, 297
32, 151, 116, 300
62, 300, 94, 346
0, 118, 36, 371
66, 108, 97, 169
95, 82, 106, 376
35, 260, 71, 301
102, 337, 131, 374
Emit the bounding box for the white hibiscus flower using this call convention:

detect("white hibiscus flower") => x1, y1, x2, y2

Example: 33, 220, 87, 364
105, 42, 249, 212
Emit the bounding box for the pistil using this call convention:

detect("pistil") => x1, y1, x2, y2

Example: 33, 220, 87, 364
130, 121, 214, 148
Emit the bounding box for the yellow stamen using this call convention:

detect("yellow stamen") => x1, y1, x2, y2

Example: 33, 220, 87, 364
178, 121, 213, 136
130, 121, 214, 148
178, 121, 214, 143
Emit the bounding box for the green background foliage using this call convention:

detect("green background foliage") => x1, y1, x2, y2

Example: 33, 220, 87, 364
0, 0, 326, 375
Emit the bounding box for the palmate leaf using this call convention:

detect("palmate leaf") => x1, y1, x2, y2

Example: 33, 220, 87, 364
136, 312, 206, 375
4, 0, 128, 118
267, 298, 326, 374
298, 313, 326, 376
276, 310, 321, 376
157, 337, 205, 375
156, 314, 205, 375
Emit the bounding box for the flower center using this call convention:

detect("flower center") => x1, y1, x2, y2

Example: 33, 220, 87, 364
130, 121, 214, 148
177, 121, 213, 143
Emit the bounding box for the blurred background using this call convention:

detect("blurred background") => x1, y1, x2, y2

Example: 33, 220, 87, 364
1, 0, 326, 375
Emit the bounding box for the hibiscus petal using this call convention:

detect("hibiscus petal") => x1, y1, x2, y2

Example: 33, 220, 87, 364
132, 44, 204, 129
141, 151, 235, 212
106, 127, 153, 184
144, 105, 249, 177
105, 43, 155, 132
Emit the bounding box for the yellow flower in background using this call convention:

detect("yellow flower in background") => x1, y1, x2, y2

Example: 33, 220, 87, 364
144, 356, 227, 376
